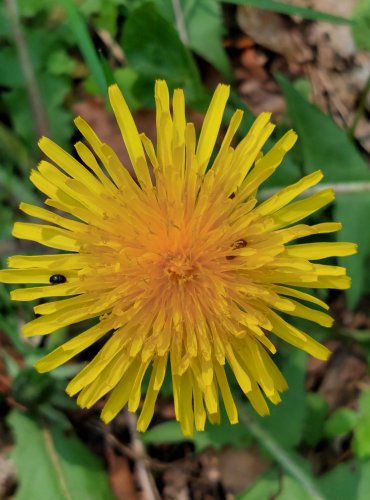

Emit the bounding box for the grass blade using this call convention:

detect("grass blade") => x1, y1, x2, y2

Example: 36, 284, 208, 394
59, 0, 107, 95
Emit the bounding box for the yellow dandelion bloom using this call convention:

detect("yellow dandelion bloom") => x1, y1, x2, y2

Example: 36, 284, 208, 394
0, 81, 356, 436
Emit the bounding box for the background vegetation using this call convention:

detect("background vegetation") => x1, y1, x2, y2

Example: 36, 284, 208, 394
1, 1, 370, 498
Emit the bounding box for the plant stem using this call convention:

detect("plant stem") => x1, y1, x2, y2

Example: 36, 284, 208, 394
5, 0, 49, 138
259, 181, 370, 201
237, 402, 326, 500
172, 0, 189, 44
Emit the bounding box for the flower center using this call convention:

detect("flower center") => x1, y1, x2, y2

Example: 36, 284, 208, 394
164, 253, 197, 283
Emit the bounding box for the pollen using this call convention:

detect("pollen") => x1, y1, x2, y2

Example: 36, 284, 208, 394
164, 253, 197, 283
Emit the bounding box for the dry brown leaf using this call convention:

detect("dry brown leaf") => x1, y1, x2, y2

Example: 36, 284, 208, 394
236, 6, 313, 63
219, 445, 269, 495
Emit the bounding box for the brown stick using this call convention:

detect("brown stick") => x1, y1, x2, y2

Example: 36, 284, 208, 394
5, 0, 50, 138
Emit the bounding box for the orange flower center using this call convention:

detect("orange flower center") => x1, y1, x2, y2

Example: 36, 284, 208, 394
164, 253, 198, 283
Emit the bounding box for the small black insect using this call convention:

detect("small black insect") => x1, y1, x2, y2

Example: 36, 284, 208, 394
232, 239, 247, 250
49, 274, 67, 285
226, 239, 248, 260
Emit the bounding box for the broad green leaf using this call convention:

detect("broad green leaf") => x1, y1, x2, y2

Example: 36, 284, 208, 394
47, 50, 77, 75
358, 388, 370, 415
353, 0, 370, 50
18, 0, 50, 17
238, 404, 324, 499
334, 193, 370, 308
142, 416, 252, 452
223, 0, 352, 24
278, 74, 370, 183
237, 468, 280, 500
277, 475, 313, 500
113, 67, 141, 110
303, 393, 329, 447
121, 2, 204, 106
358, 460, 370, 500
324, 408, 358, 438
353, 390, 370, 458
142, 420, 184, 446
354, 426, 370, 458
258, 350, 307, 449
96, 2, 120, 35
155, 0, 231, 77
238, 471, 316, 500
319, 461, 361, 500
7, 410, 113, 500
79, 0, 103, 15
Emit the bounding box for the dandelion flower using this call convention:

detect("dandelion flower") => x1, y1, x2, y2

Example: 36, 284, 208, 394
0, 81, 356, 435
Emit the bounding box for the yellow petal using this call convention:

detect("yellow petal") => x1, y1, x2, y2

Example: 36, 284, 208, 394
196, 84, 230, 173
35, 320, 112, 372
285, 242, 357, 260
108, 84, 152, 188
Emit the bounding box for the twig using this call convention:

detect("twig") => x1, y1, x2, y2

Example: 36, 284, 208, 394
259, 181, 370, 201
172, 0, 189, 44
350, 73, 370, 137
237, 402, 326, 500
4, 0, 49, 138
106, 432, 175, 472
126, 412, 161, 500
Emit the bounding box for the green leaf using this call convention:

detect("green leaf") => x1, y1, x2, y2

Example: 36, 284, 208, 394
259, 350, 307, 449
95, 2, 120, 35
353, 390, 370, 458
155, 0, 231, 77
353, 0, 370, 50
18, 0, 50, 17
113, 67, 141, 110
354, 428, 370, 459
277, 475, 313, 500
359, 388, 370, 415
334, 193, 370, 308
47, 50, 77, 75
141, 420, 184, 446
324, 408, 359, 438
238, 470, 316, 500
12, 368, 56, 410
79, 0, 103, 16
223, 0, 353, 24
358, 460, 370, 500
3, 74, 73, 150
7, 410, 113, 500
303, 393, 329, 447
319, 461, 361, 500
278, 74, 370, 183
142, 416, 252, 452
0, 47, 24, 88
0, 122, 31, 173
121, 2, 204, 106
59, 0, 107, 95
236, 468, 280, 499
